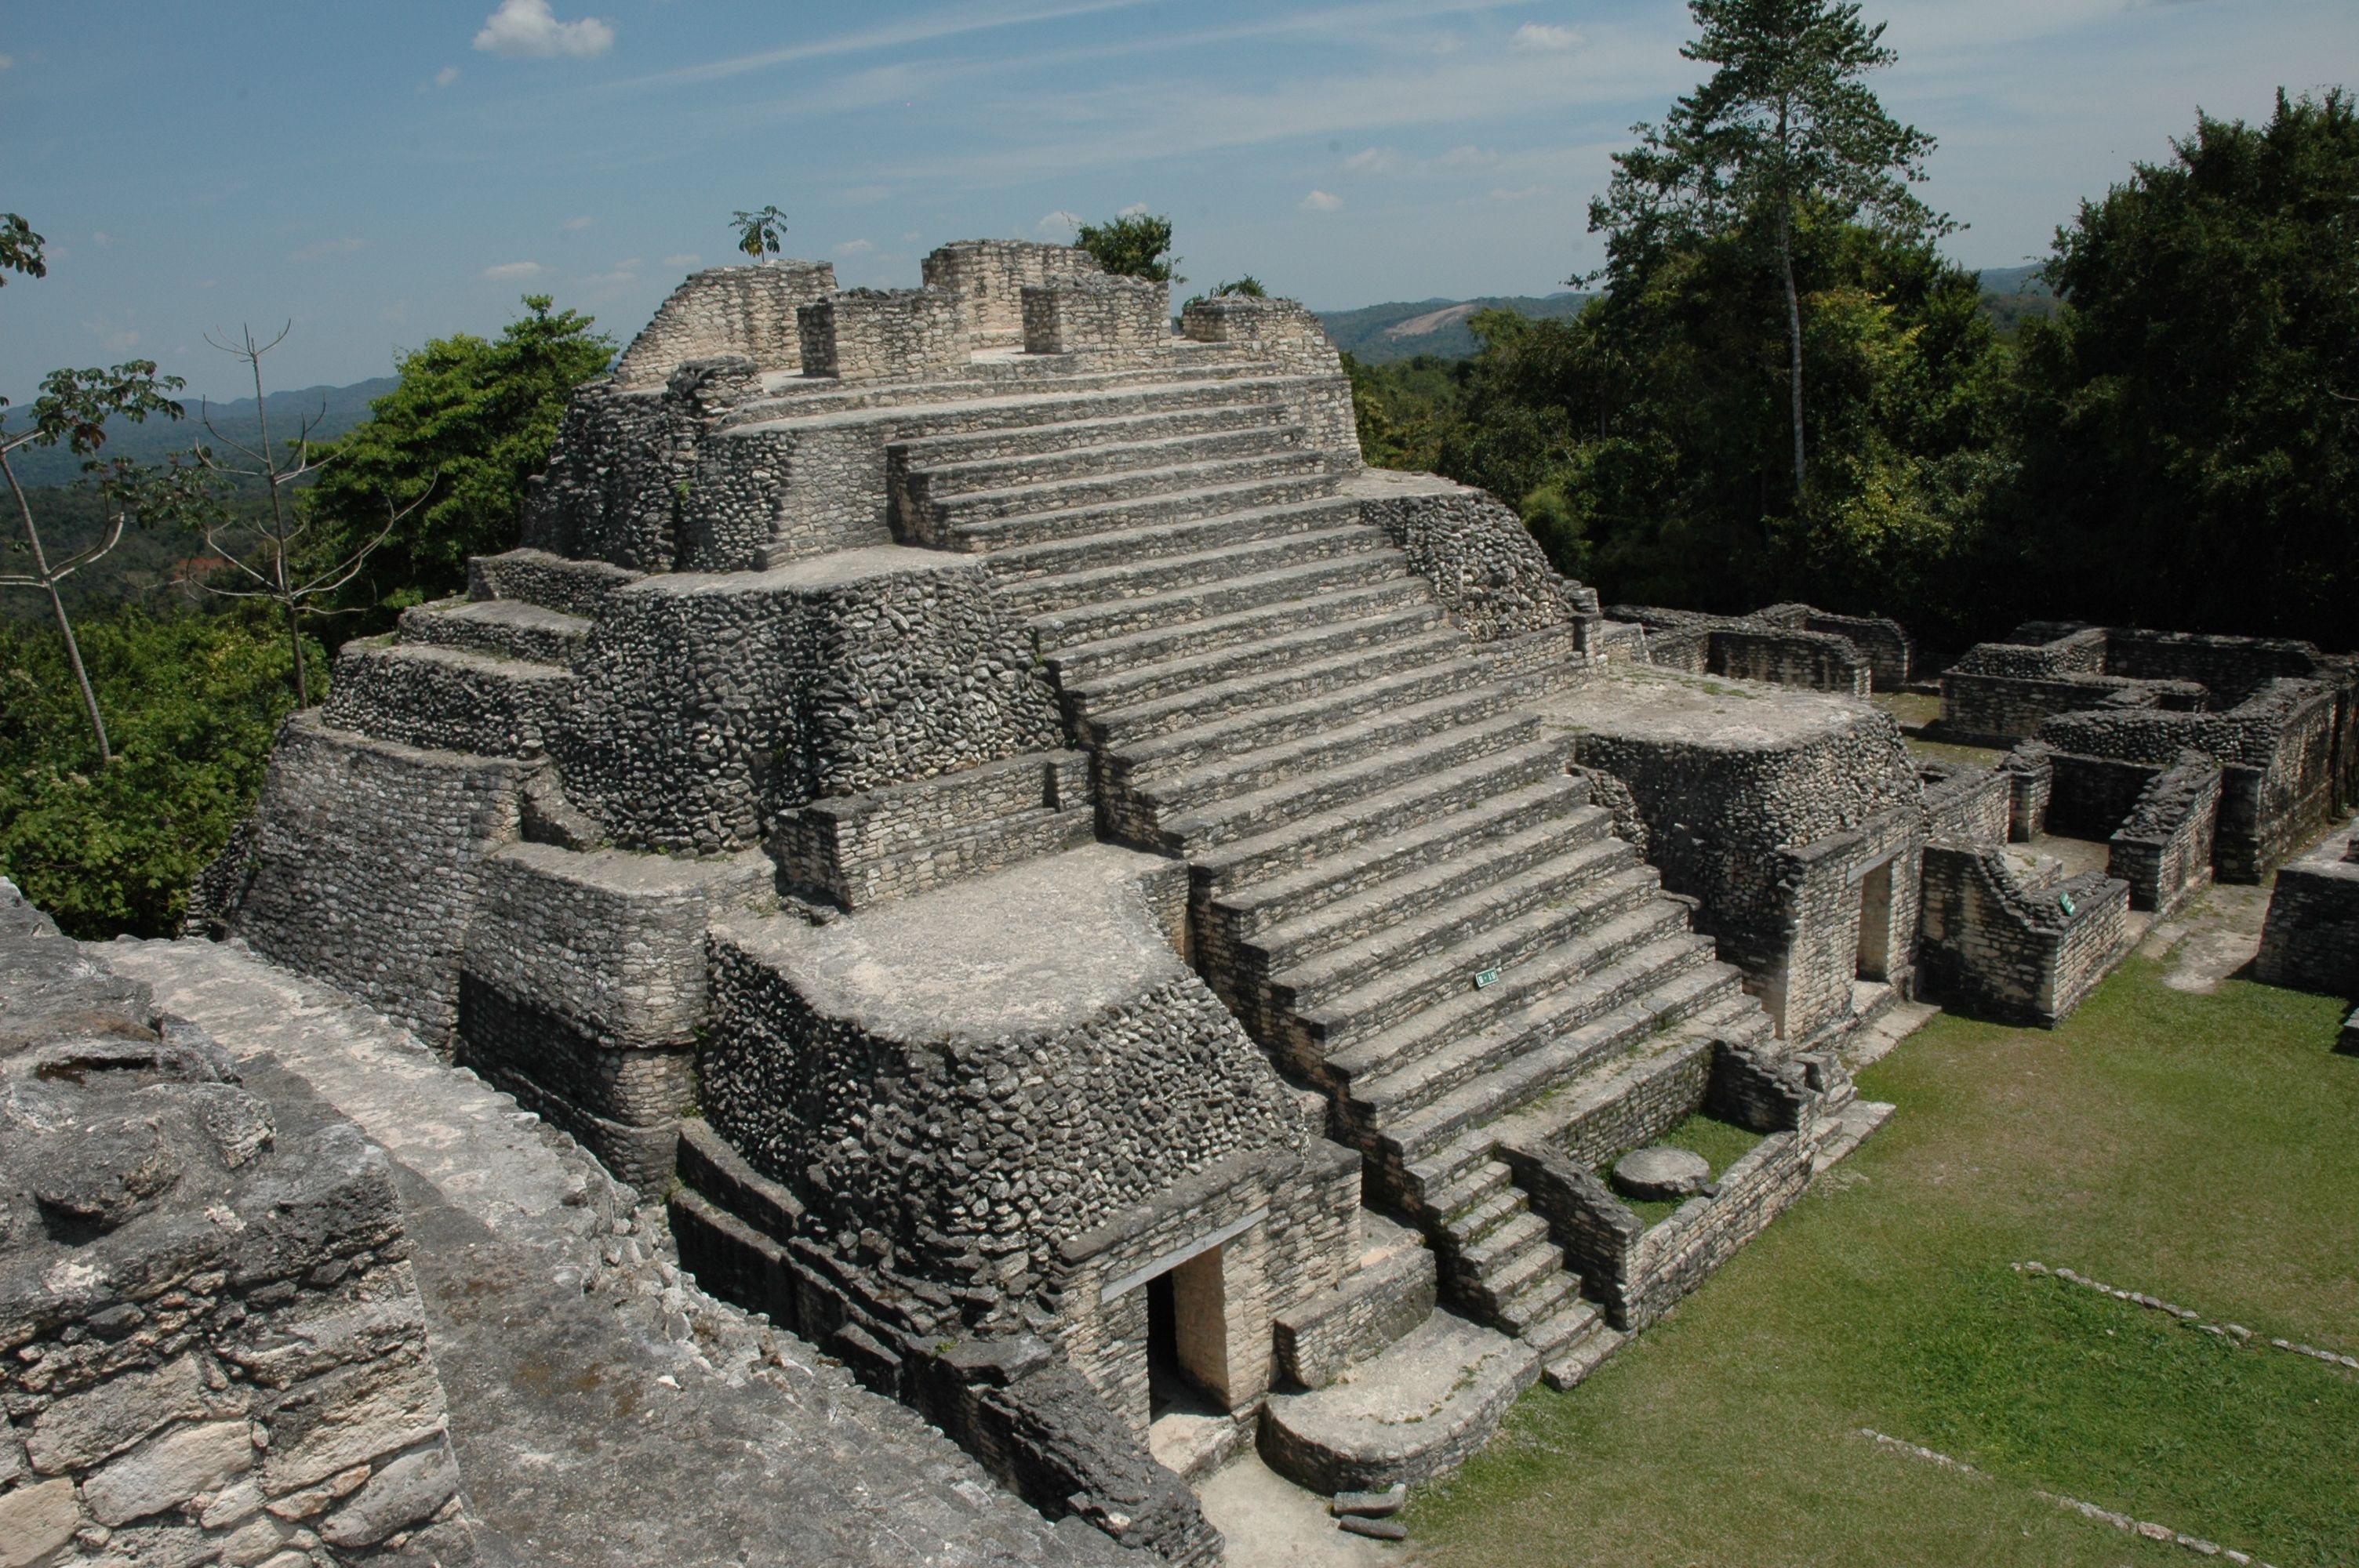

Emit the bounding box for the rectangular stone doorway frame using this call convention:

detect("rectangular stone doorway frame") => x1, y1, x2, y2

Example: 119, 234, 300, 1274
1856, 857, 1896, 982
1147, 1245, 1231, 1416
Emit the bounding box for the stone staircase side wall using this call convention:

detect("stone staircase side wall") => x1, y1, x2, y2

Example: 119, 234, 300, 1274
209, 715, 532, 1048
556, 557, 1060, 855
612, 262, 838, 388
1272, 1246, 1437, 1391
1, 895, 473, 1566
1356, 481, 1579, 646
923, 240, 1107, 347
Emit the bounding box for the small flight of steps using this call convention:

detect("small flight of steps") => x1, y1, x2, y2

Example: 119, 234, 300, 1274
892, 406, 1770, 1390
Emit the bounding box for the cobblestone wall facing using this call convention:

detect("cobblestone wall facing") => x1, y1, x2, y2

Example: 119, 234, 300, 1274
612, 262, 838, 388
798, 289, 967, 383
1021, 278, 1169, 354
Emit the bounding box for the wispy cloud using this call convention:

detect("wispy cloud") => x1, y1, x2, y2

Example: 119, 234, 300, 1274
475, 0, 615, 61
562, 215, 595, 230
289, 237, 365, 262
1034, 209, 1082, 238
482, 260, 547, 279
1299, 190, 1345, 213
434, 64, 461, 88
834, 238, 876, 256
0, 53, 15, 71
1119, 201, 1153, 217
661, 252, 701, 268
1512, 23, 1582, 52
609, 0, 1158, 93
1343, 147, 1404, 174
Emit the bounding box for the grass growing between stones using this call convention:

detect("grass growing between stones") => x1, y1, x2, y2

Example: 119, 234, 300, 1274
1405, 948, 2359, 1566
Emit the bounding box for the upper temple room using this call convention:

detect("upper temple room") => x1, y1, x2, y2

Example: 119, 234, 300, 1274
4, 4, 2356, 1566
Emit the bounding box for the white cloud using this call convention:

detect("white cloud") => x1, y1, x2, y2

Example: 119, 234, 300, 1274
474, 0, 615, 60
1034, 209, 1083, 238
289, 237, 365, 262
1512, 23, 1582, 51
661, 252, 701, 268
91, 231, 115, 249
1118, 202, 1152, 218
1343, 147, 1403, 175
562, 215, 595, 231
834, 238, 875, 256
0, 53, 14, 70
482, 260, 547, 279
83, 318, 140, 352
1298, 190, 1345, 213
1435, 144, 1501, 169
434, 64, 461, 88
1430, 33, 1464, 55
580, 269, 638, 289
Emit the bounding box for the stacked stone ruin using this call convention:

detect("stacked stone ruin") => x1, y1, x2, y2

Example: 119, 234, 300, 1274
185, 242, 1891, 1558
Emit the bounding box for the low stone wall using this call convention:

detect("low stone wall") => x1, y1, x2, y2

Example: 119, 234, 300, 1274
613, 262, 838, 387
1921, 761, 2012, 846
1, 886, 473, 1567
1798, 608, 1911, 689
1180, 296, 1336, 371
200, 716, 532, 1048
1939, 671, 2150, 743
1272, 1247, 1435, 1391
1709, 626, 1869, 695
2254, 818, 2359, 996
798, 289, 966, 383
1021, 278, 1169, 354
2106, 752, 2222, 917
2003, 744, 2054, 841
322, 639, 572, 760
922, 240, 1104, 347
1917, 844, 2128, 1026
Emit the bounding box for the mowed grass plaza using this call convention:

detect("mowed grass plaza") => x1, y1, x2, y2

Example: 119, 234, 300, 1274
1405, 898, 2358, 1567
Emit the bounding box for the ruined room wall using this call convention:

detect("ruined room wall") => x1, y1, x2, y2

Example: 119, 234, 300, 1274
2254, 822, 2359, 995
1708, 627, 1870, 696
1, 887, 472, 1567
2106, 753, 2222, 916
612, 262, 838, 388
1917, 845, 2128, 1026
1355, 477, 1582, 647
798, 289, 967, 383
922, 240, 1104, 347
1020, 278, 1169, 354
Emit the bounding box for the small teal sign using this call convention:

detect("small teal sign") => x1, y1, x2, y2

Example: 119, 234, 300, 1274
1474, 967, 1501, 990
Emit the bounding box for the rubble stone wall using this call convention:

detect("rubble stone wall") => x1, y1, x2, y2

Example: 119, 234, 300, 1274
798, 289, 967, 383
921, 241, 1104, 347
2106, 753, 2223, 916
1356, 477, 1579, 645
1021, 278, 1169, 354
1918, 844, 2128, 1025
1710, 626, 1869, 695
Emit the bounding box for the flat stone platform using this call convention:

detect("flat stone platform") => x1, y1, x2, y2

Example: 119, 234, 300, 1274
1537, 662, 1878, 750
100, 935, 1124, 1568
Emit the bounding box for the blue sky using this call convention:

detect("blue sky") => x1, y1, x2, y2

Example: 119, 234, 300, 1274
5, 0, 2351, 400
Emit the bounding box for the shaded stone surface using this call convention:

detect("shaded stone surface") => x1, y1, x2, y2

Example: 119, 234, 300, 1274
1611, 1145, 1712, 1202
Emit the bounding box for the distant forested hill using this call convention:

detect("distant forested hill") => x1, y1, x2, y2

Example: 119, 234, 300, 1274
5, 376, 397, 488
1317, 294, 1594, 364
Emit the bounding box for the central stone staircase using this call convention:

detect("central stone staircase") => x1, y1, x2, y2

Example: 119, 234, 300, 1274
889, 390, 1775, 1387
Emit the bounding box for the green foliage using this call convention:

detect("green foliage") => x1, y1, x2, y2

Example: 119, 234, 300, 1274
1342, 352, 1459, 475
307, 295, 612, 631
0, 608, 322, 937
1212, 276, 1266, 298
1997, 90, 2359, 646
730, 205, 790, 260
0, 212, 43, 285
1074, 212, 1180, 284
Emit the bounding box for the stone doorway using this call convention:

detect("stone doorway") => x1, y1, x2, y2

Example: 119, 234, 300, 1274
1147, 1245, 1230, 1417
1856, 858, 1896, 983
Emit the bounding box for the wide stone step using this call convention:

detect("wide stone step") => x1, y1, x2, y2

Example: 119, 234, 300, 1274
1447, 1186, 1524, 1247
906, 423, 1304, 504
980, 496, 1365, 584
1027, 554, 1418, 652
1308, 870, 1670, 1061
1046, 579, 1437, 690
320, 640, 572, 760
948, 470, 1340, 554
1209, 771, 1588, 938
1168, 718, 1551, 871
993, 522, 1390, 618
1379, 954, 1738, 1170
1084, 627, 1471, 750
468, 547, 641, 619
1259, 819, 1631, 1000
1521, 1297, 1602, 1361
890, 400, 1289, 471
1499, 991, 1772, 1154
1543, 1320, 1627, 1392
1450, 1224, 1565, 1315
1063, 601, 1451, 717
1426, 1158, 1516, 1230
928, 448, 1331, 531
1347, 926, 1714, 1131
400, 597, 591, 665
1147, 701, 1539, 851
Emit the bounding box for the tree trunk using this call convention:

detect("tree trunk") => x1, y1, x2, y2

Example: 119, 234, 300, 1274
2, 452, 112, 763
1778, 206, 1805, 495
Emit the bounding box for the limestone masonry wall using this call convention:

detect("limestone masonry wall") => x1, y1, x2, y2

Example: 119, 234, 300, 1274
1354, 474, 1581, 647
2106, 753, 2222, 917
922, 240, 1105, 347
1022, 278, 1169, 354
1918, 844, 2128, 1026
1, 886, 473, 1568
612, 262, 838, 387
798, 289, 967, 383
2254, 818, 2359, 997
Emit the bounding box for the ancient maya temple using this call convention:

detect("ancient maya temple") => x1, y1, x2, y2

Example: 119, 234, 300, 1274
173, 237, 2359, 1562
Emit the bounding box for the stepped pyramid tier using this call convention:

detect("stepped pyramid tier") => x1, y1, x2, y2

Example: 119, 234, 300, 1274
195, 245, 1885, 1559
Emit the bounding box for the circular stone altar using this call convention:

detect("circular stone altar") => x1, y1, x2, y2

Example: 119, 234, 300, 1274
1612, 1145, 1712, 1202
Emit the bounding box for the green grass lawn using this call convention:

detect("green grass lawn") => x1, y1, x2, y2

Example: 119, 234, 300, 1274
1406, 953, 2359, 1566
